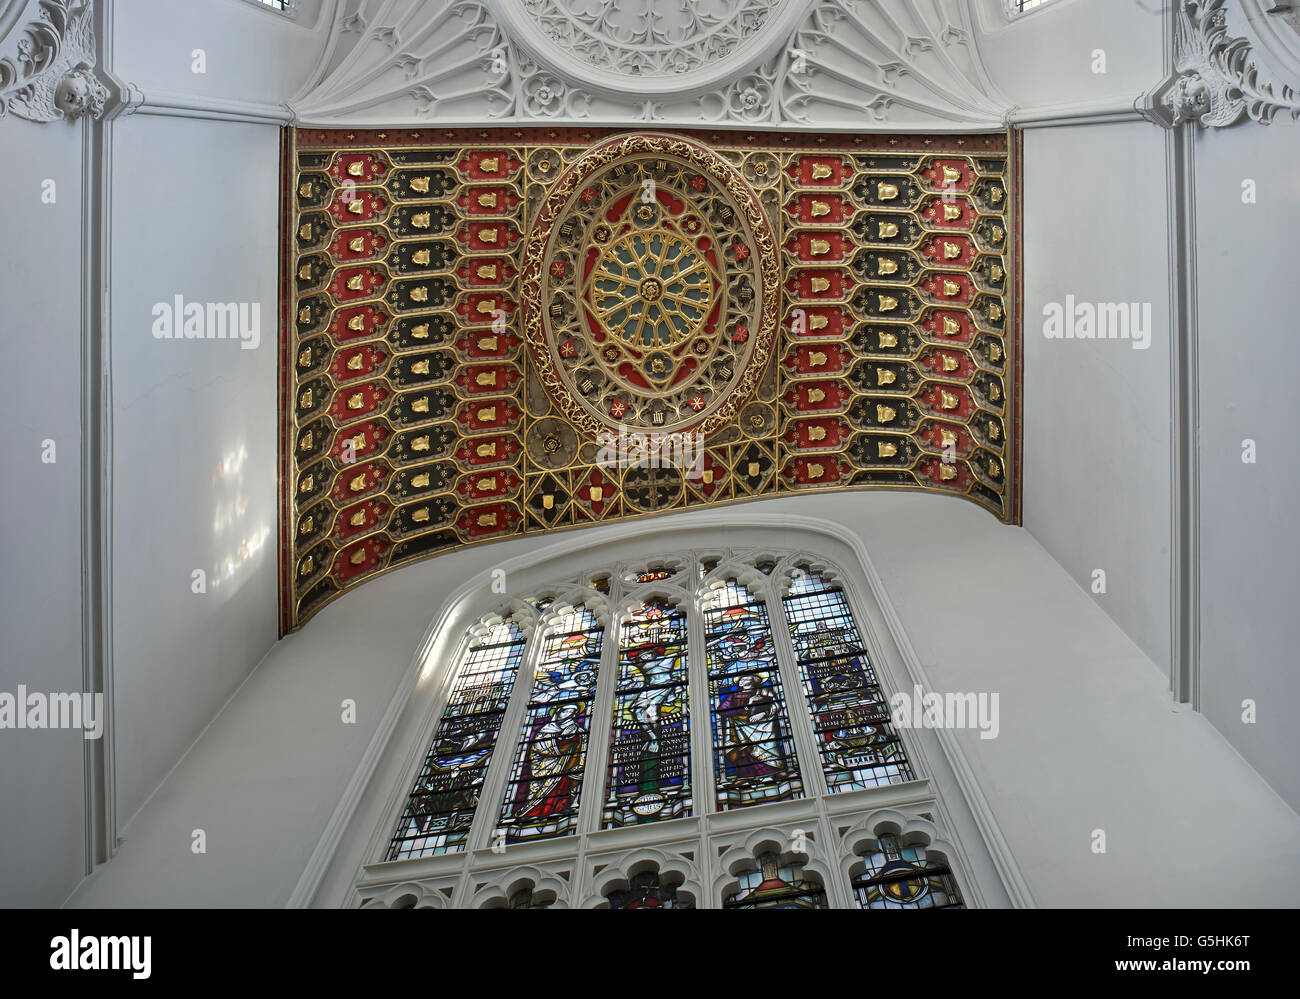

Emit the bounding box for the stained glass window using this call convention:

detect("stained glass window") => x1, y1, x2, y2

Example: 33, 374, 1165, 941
723, 852, 828, 909
388, 618, 527, 859
630, 567, 674, 583
704, 581, 803, 809
508, 886, 553, 909
783, 572, 912, 791
607, 870, 692, 909
497, 607, 604, 842
603, 598, 692, 827
851, 835, 964, 909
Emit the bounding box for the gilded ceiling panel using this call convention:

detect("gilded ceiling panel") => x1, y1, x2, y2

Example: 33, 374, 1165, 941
280, 126, 1021, 632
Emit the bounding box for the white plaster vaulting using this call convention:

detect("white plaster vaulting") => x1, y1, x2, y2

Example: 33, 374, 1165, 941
291, 0, 1013, 129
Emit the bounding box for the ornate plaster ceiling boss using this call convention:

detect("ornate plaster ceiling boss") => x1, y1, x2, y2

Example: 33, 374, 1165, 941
488, 0, 809, 97
521, 132, 780, 437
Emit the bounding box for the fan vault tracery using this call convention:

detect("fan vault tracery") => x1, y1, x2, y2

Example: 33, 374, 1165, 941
280, 126, 1021, 632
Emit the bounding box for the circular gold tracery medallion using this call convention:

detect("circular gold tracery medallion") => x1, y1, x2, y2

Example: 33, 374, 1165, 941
522, 133, 779, 437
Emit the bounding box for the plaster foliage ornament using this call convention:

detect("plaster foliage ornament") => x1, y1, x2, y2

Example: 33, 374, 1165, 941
1166, 0, 1300, 126
515, 0, 789, 79
298, 1, 516, 124
0, 0, 106, 122
291, 0, 1009, 130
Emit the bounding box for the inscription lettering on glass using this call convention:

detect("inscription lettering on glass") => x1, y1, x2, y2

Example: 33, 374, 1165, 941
282, 128, 1019, 631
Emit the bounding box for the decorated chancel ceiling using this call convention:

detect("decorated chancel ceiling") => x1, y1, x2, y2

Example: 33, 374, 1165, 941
280, 127, 1021, 631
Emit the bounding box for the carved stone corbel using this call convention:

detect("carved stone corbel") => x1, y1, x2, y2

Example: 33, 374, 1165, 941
0, 0, 108, 122
1144, 0, 1300, 127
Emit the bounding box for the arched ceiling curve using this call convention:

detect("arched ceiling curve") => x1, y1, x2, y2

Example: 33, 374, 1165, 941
291, 0, 1012, 130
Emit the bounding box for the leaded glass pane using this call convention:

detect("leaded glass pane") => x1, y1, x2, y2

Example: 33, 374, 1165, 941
723, 852, 828, 909
497, 607, 604, 841
851, 834, 964, 909
603, 599, 692, 826
388, 618, 527, 859
607, 871, 692, 909
704, 581, 803, 809
783, 573, 913, 790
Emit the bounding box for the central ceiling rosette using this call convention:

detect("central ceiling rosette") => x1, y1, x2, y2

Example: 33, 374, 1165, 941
522, 132, 780, 436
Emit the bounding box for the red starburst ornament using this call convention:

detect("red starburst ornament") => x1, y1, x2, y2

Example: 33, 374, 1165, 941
731, 324, 750, 343
580, 187, 598, 204
610, 398, 628, 417
549, 260, 567, 279
688, 394, 706, 411
732, 242, 750, 262
689, 175, 707, 192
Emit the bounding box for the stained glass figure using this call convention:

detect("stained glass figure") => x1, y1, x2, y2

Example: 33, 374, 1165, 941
704, 581, 803, 809
497, 607, 604, 841
388, 618, 527, 859
723, 852, 828, 909
603, 599, 692, 827
606, 870, 692, 909
590, 575, 611, 594
851, 834, 964, 909
783, 572, 913, 791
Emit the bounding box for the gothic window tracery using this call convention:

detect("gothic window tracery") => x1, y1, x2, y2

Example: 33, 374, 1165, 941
374, 548, 965, 907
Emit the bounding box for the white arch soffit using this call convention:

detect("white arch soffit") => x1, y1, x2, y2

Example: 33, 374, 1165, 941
290, 0, 1013, 130
288, 507, 1035, 908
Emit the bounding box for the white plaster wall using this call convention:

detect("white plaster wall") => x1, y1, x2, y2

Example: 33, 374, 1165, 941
1022, 120, 1174, 677
112, 0, 329, 106
107, 114, 281, 827
68, 492, 1300, 908
1192, 122, 1300, 814
0, 117, 90, 907
972, 0, 1166, 113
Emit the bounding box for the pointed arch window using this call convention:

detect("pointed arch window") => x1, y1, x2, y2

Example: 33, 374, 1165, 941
783, 571, 913, 791
376, 549, 978, 908
604, 598, 692, 827
704, 580, 803, 810
497, 606, 604, 842
388, 617, 527, 859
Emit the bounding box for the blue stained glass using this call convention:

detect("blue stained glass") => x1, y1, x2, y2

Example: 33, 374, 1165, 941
782, 573, 912, 791
388, 618, 527, 859
704, 581, 803, 810
603, 599, 692, 827
852, 834, 964, 909
497, 607, 604, 841
723, 852, 828, 909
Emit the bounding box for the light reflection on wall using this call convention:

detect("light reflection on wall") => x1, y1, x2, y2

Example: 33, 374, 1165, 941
208, 441, 269, 595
